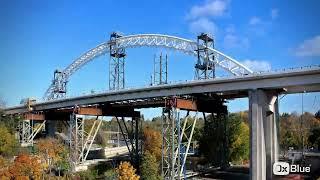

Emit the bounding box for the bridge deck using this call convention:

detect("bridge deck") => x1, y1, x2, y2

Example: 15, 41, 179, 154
4, 67, 320, 114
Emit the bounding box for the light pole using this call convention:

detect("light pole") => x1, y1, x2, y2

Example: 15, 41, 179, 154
300, 92, 305, 161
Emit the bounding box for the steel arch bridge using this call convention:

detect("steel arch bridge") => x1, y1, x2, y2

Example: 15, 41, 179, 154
44, 34, 253, 100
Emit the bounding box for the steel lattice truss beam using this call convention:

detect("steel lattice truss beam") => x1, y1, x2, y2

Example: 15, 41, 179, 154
18, 120, 46, 147
69, 114, 84, 165
43, 34, 253, 100
18, 120, 31, 146
162, 107, 179, 179
69, 114, 102, 166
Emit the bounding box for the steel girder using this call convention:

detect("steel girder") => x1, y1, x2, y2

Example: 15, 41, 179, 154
43, 34, 253, 100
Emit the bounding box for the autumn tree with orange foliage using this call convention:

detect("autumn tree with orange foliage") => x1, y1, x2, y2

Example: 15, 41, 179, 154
116, 161, 140, 180
7, 154, 42, 179
0, 155, 10, 179
142, 127, 162, 161
35, 138, 69, 170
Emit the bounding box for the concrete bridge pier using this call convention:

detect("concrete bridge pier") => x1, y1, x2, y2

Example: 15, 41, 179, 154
249, 89, 279, 180
46, 120, 57, 137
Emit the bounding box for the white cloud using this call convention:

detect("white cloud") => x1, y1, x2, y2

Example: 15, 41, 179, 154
294, 35, 320, 57
223, 34, 249, 49
189, 18, 217, 35
271, 8, 279, 19
225, 24, 235, 34
188, 0, 230, 19
249, 16, 262, 25
241, 59, 272, 72
223, 24, 249, 49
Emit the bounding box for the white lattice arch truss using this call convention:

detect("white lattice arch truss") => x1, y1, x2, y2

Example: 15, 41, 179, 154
44, 34, 253, 100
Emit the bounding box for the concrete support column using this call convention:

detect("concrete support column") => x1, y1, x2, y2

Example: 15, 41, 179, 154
264, 94, 279, 180
249, 89, 279, 180
249, 89, 266, 180
46, 120, 57, 137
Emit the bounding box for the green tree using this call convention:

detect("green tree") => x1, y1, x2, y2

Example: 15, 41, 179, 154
76, 169, 98, 180
140, 151, 161, 180
104, 169, 117, 179
229, 121, 249, 163
0, 124, 18, 157
278, 112, 320, 151
199, 112, 250, 166
199, 113, 228, 166
279, 113, 300, 150
308, 128, 320, 150
0, 110, 20, 134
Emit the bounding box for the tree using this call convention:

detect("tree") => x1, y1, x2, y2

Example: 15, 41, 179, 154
104, 169, 117, 179
199, 112, 250, 166
35, 138, 69, 172
140, 151, 161, 180
229, 121, 249, 163
75, 169, 98, 179
199, 113, 228, 166
279, 113, 300, 150
8, 154, 42, 179
143, 127, 162, 161
308, 128, 320, 150
279, 112, 320, 151
0, 155, 10, 178
0, 124, 18, 157
0, 110, 20, 134
116, 161, 140, 180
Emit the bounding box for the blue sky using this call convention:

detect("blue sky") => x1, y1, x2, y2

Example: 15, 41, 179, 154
0, 0, 319, 119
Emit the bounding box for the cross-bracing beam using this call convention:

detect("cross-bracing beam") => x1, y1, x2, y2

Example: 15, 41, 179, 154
116, 117, 134, 160
69, 113, 102, 167
115, 116, 141, 168
179, 112, 198, 176
79, 116, 103, 162
162, 97, 202, 179
162, 108, 199, 179
18, 119, 46, 147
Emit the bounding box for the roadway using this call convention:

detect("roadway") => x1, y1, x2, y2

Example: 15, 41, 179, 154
4, 67, 320, 114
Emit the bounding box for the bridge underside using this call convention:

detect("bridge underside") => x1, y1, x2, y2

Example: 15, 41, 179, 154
15, 95, 228, 174
13, 92, 280, 179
